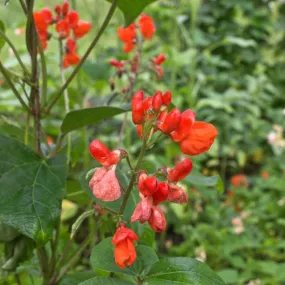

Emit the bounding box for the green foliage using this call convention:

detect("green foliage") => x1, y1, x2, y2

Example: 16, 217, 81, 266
79, 277, 134, 285
0, 135, 67, 244
0, 20, 5, 51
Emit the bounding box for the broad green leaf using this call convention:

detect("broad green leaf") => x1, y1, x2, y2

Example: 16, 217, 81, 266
79, 277, 134, 285
61, 107, 127, 135
0, 20, 5, 50
145, 257, 226, 285
217, 269, 239, 284
0, 135, 68, 245
187, 170, 224, 193
90, 237, 158, 276
59, 272, 97, 285
107, 0, 158, 26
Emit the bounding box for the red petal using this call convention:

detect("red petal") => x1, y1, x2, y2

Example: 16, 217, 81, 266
73, 21, 92, 38
139, 14, 155, 40
167, 158, 193, 182
152, 182, 170, 205
67, 10, 79, 29
132, 90, 144, 125
168, 184, 188, 204
158, 108, 181, 134
89, 139, 111, 165
131, 196, 153, 223
152, 91, 163, 112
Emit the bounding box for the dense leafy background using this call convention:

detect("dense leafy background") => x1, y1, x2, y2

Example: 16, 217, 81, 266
1, 0, 285, 284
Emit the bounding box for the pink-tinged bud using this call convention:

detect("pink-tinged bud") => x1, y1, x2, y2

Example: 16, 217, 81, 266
162, 91, 172, 106
148, 206, 166, 232
168, 184, 188, 204
138, 173, 158, 196
167, 158, 193, 182
152, 91, 163, 112
158, 108, 181, 134
110, 59, 125, 69
152, 182, 170, 205
153, 54, 166, 65
132, 91, 144, 125
131, 196, 153, 223
170, 109, 196, 142
89, 166, 121, 201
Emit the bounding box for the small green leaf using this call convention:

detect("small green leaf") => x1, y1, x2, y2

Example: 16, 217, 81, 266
0, 135, 68, 245
90, 237, 158, 277
79, 277, 134, 285
108, 0, 158, 26
0, 20, 5, 50
145, 257, 226, 285
61, 107, 127, 135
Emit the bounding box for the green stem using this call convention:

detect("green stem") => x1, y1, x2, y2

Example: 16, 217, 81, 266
119, 139, 147, 215
45, 0, 117, 114
0, 61, 31, 111
25, 112, 30, 145
0, 29, 30, 75
38, 39, 47, 109
18, 0, 28, 14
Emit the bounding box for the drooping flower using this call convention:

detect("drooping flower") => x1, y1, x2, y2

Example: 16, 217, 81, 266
139, 14, 156, 39
148, 206, 166, 232
112, 224, 139, 268
131, 196, 153, 223
89, 165, 121, 201
168, 184, 188, 204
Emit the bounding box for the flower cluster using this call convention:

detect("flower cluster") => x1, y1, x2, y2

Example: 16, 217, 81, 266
132, 90, 218, 156
109, 15, 166, 94
34, 1, 91, 68
88, 89, 218, 269
131, 158, 192, 232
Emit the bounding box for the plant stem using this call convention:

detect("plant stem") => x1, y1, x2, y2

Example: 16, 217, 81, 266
0, 29, 30, 75
45, 0, 117, 114
19, 0, 28, 14
119, 138, 147, 215
14, 274, 22, 285
38, 39, 48, 109
25, 112, 30, 145
48, 133, 65, 157
59, 39, 71, 164
0, 61, 31, 111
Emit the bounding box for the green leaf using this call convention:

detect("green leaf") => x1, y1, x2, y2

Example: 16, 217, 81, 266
61, 107, 127, 135
0, 135, 68, 245
59, 272, 97, 285
217, 269, 239, 284
90, 237, 158, 277
79, 277, 134, 285
187, 170, 224, 193
145, 257, 226, 285
108, 0, 158, 26
0, 20, 5, 50
223, 36, 256, 48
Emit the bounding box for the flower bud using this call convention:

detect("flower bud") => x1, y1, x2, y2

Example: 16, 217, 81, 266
132, 91, 144, 125
153, 54, 166, 65
167, 158, 193, 182
162, 91, 172, 106
152, 182, 170, 205
168, 184, 188, 204
152, 91, 163, 112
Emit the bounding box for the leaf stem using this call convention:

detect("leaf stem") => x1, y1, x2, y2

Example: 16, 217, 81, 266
44, 0, 117, 114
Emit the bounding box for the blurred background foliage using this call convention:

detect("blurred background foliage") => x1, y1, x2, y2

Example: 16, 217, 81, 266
1, 0, 285, 284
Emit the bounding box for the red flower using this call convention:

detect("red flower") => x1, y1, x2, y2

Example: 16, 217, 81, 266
56, 19, 70, 39
162, 91, 172, 107
155, 66, 164, 80
152, 91, 163, 112
112, 225, 139, 269
131, 196, 153, 223
63, 38, 80, 68
158, 107, 181, 134
89, 139, 123, 166
179, 122, 218, 156
152, 182, 170, 205
110, 59, 125, 69
231, 174, 248, 188
117, 24, 136, 53
34, 8, 53, 31
73, 21, 92, 38
170, 110, 196, 142
168, 184, 188, 204
148, 206, 166, 232
167, 158, 193, 182
153, 54, 166, 65
138, 173, 158, 196
67, 10, 79, 29
89, 165, 121, 201
139, 14, 155, 40
262, 171, 269, 180
132, 90, 144, 125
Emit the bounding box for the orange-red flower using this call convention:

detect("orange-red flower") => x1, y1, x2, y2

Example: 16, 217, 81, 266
73, 21, 92, 38
117, 24, 136, 53
167, 158, 193, 182
231, 174, 248, 188
179, 122, 218, 156
63, 38, 80, 68
139, 14, 156, 39
112, 225, 139, 268
158, 108, 181, 134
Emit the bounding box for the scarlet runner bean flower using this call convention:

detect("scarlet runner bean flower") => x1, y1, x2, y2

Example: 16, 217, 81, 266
89, 140, 126, 201
112, 223, 139, 268
231, 174, 248, 188
34, 1, 91, 66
